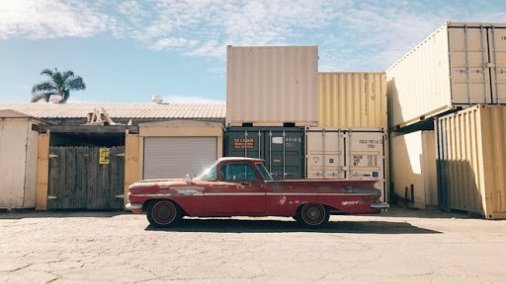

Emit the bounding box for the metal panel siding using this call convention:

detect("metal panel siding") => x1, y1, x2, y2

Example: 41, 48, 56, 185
226, 46, 318, 126
391, 131, 438, 209
437, 105, 506, 219
0, 119, 30, 208
306, 128, 386, 198
387, 22, 506, 127
319, 73, 387, 128
224, 127, 305, 179
143, 137, 217, 179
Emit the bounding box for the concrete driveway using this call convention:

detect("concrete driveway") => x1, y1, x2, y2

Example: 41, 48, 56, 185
1, 207, 505, 283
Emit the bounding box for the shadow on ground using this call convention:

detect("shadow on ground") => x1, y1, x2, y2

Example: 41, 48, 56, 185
0, 210, 126, 219
146, 218, 441, 234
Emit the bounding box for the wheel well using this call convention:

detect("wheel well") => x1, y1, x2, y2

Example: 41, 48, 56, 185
296, 203, 333, 216
143, 199, 187, 216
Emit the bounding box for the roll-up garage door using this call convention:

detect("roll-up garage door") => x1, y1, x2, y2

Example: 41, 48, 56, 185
143, 137, 217, 179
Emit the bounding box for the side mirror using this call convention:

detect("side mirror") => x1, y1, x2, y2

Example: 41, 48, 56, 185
185, 174, 192, 185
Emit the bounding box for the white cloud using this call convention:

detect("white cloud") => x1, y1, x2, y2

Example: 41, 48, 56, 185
0, 0, 110, 39
1, 0, 505, 71
152, 37, 197, 50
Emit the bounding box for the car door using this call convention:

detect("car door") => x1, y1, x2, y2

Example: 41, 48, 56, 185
203, 162, 266, 216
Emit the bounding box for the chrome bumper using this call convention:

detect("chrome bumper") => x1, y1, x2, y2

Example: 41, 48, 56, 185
125, 203, 143, 212
371, 202, 390, 210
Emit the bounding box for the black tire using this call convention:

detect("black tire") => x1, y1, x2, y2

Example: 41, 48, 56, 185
296, 203, 329, 228
146, 200, 182, 228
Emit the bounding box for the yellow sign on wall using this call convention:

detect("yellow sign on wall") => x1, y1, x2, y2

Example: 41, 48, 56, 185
99, 148, 110, 164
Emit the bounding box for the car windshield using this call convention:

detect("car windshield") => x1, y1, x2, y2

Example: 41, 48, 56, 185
256, 163, 273, 181
196, 162, 217, 181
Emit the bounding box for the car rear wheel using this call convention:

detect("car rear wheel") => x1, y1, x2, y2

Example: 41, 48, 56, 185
297, 203, 329, 228
146, 200, 182, 228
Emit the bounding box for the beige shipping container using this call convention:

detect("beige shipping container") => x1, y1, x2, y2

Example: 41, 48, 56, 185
319, 72, 387, 128
391, 131, 438, 209
306, 128, 386, 199
227, 46, 318, 126
436, 105, 506, 219
0, 110, 39, 209
387, 22, 506, 128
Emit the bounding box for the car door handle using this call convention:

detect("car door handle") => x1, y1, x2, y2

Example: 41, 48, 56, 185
240, 182, 250, 186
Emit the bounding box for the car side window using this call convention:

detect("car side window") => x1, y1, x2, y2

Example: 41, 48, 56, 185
221, 164, 258, 181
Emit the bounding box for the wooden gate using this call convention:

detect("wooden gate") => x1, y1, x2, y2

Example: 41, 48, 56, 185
47, 146, 125, 210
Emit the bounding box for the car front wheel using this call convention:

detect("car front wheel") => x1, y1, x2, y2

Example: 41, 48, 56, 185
146, 200, 182, 228
297, 203, 329, 228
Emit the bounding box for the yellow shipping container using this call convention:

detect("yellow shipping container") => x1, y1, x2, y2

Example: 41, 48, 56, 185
318, 72, 387, 128
436, 105, 506, 219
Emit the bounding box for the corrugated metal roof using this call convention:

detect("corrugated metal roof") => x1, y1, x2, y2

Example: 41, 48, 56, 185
0, 103, 226, 119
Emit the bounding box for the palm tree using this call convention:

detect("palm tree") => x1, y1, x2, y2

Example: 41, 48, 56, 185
31, 68, 86, 103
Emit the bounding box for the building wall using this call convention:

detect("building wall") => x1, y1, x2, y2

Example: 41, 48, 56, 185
391, 131, 437, 209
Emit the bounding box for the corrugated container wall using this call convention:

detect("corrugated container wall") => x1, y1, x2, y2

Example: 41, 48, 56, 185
306, 128, 387, 200
0, 117, 38, 209
436, 105, 506, 219
391, 131, 438, 209
227, 46, 318, 126
387, 22, 506, 128
224, 127, 305, 180
319, 73, 387, 128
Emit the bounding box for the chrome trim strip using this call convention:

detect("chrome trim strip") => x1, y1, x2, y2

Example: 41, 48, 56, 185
132, 192, 374, 197
125, 203, 143, 210
370, 202, 390, 209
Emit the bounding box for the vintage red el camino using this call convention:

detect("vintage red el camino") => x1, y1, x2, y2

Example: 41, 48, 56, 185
126, 157, 389, 228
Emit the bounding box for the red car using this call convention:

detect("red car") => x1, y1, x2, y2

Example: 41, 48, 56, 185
126, 157, 389, 228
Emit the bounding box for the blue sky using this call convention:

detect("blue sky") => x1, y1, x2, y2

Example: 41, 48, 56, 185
0, 0, 505, 103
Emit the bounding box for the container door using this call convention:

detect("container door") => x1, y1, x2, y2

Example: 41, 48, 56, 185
224, 129, 261, 159
346, 131, 385, 197
448, 26, 492, 104
488, 26, 506, 104
265, 129, 304, 180
306, 130, 345, 179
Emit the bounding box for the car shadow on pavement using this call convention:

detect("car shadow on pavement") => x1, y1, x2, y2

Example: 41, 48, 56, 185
145, 218, 441, 234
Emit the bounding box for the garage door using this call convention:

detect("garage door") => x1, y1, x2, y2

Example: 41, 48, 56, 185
143, 137, 217, 179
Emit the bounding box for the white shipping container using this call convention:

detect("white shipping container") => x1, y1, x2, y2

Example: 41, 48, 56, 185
391, 131, 438, 209
387, 22, 506, 127
0, 113, 39, 209
306, 128, 386, 199
227, 46, 318, 126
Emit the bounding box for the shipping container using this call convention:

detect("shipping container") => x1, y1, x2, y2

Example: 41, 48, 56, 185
319, 72, 387, 128
436, 105, 506, 219
305, 128, 386, 199
391, 131, 438, 209
226, 46, 318, 126
387, 22, 506, 128
224, 127, 305, 179
0, 110, 39, 209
